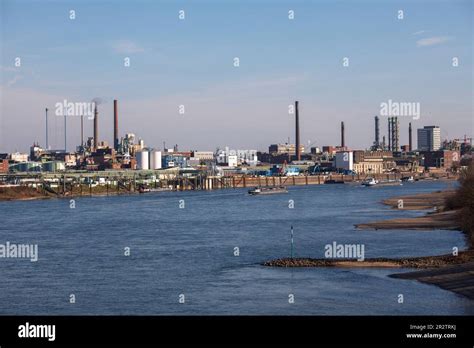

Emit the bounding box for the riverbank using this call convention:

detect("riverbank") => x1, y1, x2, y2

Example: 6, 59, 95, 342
0, 186, 52, 201
0, 171, 459, 199
355, 190, 460, 230
0, 185, 145, 202
263, 181, 474, 299
355, 210, 460, 230
390, 261, 474, 300
382, 190, 456, 210
263, 253, 474, 300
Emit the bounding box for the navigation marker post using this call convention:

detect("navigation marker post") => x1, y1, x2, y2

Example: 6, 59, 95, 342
290, 225, 294, 259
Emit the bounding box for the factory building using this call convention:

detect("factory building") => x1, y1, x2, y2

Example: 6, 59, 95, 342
30, 143, 47, 161
192, 151, 214, 161
353, 160, 385, 174
42, 161, 66, 172
236, 150, 258, 165
0, 159, 9, 173
217, 147, 258, 166
401, 145, 410, 152
334, 151, 354, 171
227, 155, 238, 168
322, 146, 337, 156
9, 152, 29, 163
8, 162, 42, 172
162, 154, 187, 169
352, 150, 396, 174
421, 150, 459, 169
269, 143, 304, 156
353, 150, 392, 163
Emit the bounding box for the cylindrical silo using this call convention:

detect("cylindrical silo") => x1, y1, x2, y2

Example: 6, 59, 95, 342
149, 150, 162, 170
136, 150, 149, 170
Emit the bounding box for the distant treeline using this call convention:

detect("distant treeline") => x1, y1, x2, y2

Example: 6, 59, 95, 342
446, 161, 474, 247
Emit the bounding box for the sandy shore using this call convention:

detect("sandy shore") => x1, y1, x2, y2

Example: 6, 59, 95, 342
263, 250, 474, 268
355, 210, 460, 230
355, 190, 460, 230
382, 190, 456, 210
264, 188, 474, 300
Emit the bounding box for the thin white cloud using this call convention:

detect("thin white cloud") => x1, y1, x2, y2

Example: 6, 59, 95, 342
412, 30, 426, 36
416, 36, 452, 47
110, 40, 145, 54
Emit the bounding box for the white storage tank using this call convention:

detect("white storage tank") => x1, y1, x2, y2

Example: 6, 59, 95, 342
136, 150, 149, 170
149, 150, 162, 170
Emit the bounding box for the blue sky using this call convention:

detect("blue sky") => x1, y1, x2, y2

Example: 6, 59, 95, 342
0, 0, 472, 152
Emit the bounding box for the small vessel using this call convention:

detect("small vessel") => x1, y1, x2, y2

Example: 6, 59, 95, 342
401, 176, 414, 182
361, 178, 378, 186
138, 186, 151, 193
139, 186, 172, 193
248, 186, 288, 195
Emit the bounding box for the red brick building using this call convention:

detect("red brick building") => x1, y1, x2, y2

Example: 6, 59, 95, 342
422, 150, 460, 169
0, 159, 8, 173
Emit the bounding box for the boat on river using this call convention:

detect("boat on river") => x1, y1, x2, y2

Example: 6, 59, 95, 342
248, 186, 288, 195
139, 186, 173, 194
361, 178, 378, 186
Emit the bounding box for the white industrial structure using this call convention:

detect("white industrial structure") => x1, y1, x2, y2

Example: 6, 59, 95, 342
136, 149, 149, 170
136, 149, 162, 170
216, 147, 258, 166
228, 155, 238, 168
149, 150, 162, 170
10, 152, 29, 163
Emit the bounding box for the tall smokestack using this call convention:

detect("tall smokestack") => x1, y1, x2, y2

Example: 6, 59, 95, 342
341, 121, 345, 148
391, 117, 395, 151
382, 135, 386, 150
295, 101, 300, 161
45, 108, 49, 150
408, 122, 412, 152
374, 116, 380, 147
114, 99, 119, 151
93, 104, 98, 150
388, 117, 392, 151
81, 115, 84, 148
392, 117, 399, 152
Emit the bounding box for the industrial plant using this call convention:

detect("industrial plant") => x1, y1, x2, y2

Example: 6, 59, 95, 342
0, 99, 472, 194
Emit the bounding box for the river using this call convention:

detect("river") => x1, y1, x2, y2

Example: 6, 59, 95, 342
0, 180, 472, 315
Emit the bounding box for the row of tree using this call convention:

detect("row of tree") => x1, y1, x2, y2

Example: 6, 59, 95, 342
446, 161, 474, 247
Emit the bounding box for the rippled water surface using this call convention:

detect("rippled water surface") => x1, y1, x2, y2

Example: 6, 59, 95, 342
0, 180, 472, 314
